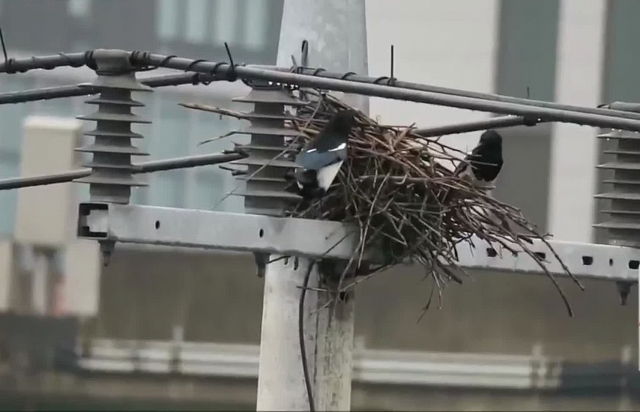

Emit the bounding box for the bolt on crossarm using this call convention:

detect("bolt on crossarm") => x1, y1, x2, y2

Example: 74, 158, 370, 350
595, 102, 640, 304
75, 49, 152, 265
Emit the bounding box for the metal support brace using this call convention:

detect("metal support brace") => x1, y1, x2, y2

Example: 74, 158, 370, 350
75, 49, 152, 264
595, 102, 640, 304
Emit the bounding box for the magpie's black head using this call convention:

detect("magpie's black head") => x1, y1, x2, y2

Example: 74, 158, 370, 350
327, 109, 358, 133
479, 129, 502, 147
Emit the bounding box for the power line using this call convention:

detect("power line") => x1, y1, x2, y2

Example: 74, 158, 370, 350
129, 53, 640, 132
1, 51, 640, 129
0, 72, 220, 105
0, 151, 246, 191
289, 67, 640, 123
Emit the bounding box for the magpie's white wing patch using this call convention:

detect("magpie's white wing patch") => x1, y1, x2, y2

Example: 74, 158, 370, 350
295, 139, 347, 171
329, 142, 347, 153
456, 162, 474, 180
316, 161, 343, 191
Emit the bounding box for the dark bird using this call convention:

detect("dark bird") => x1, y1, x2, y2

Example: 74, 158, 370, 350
451, 129, 522, 240
454, 129, 503, 188
289, 109, 358, 198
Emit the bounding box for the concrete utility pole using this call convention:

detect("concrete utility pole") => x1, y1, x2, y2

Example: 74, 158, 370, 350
255, 1, 368, 411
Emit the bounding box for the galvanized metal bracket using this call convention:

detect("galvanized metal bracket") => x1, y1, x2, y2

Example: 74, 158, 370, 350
76, 203, 640, 282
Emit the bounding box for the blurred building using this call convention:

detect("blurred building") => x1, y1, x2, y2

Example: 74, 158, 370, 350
0, 0, 636, 410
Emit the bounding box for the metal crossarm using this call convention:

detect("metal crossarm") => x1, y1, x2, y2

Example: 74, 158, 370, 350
75, 203, 640, 282
76, 203, 361, 260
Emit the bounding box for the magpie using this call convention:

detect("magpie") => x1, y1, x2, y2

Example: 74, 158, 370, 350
454, 129, 503, 189
289, 109, 358, 198
450, 129, 526, 240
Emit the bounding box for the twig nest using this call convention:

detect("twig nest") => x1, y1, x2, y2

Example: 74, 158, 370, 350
286, 92, 581, 316
180, 90, 582, 316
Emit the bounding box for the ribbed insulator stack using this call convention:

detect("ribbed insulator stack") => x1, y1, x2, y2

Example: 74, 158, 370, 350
75, 49, 152, 205
594, 102, 640, 248
231, 82, 307, 216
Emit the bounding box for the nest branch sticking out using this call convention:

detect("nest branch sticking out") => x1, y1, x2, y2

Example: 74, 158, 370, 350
181, 90, 584, 316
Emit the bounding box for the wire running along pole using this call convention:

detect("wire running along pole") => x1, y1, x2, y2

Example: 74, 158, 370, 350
1, 51, 640, 128
0, 151, 247, 191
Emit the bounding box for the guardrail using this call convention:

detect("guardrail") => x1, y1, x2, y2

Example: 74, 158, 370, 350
78, 339, 638, 390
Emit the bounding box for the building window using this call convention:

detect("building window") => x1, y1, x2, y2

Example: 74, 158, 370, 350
213, 0, 239, 44
242, 0, 269, 50
145, 93, 188, 208
67, 0, 92, 18
186, 105, 244, 212
127, 90, 246, 212
185, 0, 209, 44
156, 0, 180, 42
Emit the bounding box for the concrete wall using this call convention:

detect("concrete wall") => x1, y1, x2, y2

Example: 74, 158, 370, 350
1, 372, 638, 411
91, 248, 636, 363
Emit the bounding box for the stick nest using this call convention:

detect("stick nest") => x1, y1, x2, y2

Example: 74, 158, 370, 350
182, 90, 583, 316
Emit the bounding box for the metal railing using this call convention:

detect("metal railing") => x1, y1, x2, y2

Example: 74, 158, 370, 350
79, 339, 637, 391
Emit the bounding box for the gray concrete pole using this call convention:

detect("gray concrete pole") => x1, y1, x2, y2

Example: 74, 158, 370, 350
255, 1, 368, 411
276, 0, 369, 114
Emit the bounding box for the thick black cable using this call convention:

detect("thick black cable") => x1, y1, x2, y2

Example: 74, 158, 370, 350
299, 259, 317, 412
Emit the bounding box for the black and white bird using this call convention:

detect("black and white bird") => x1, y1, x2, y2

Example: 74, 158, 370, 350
454, 129, 504, 189
451, 129, 518, 237
289, 109, 357, 199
